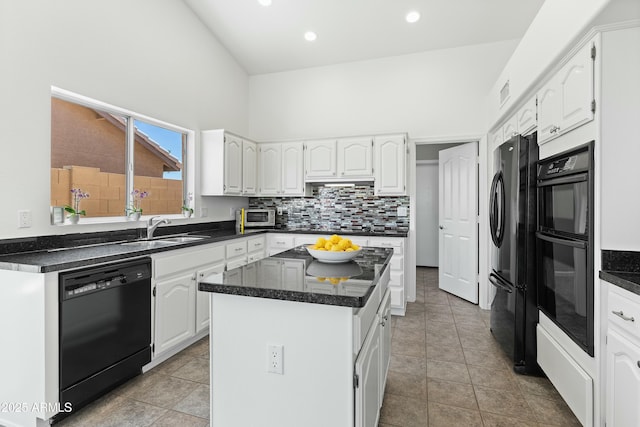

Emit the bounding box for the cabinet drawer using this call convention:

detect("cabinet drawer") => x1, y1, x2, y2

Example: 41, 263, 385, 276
369, 238, 404, 255
226, 257, 247, 270
154, 245, 225, 279
390, 271, 404, 287
390, 287, 404, 309
226, 240, 247, 258
608, 285, 640, 340
247, 251, 265, 263
247, 236, 265, 253
269, 235, 295, 250
390, 255, 404, 271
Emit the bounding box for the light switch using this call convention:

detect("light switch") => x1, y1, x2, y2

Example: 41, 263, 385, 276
397, 206, 408, 217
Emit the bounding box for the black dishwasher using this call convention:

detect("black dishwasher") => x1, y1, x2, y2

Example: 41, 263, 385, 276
58, 258, 152, 417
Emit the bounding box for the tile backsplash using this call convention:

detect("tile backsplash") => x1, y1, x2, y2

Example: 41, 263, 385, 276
249, 184, 409, 234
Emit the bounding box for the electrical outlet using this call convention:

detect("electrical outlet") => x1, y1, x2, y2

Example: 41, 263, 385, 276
267, 344, 284, 374
201, 207, 208, 217
18, 210, 32, 228
397, 206, 408, 217
277, 206, 283, 215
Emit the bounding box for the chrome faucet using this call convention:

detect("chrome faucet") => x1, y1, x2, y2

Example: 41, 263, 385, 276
146, 216, 171, 239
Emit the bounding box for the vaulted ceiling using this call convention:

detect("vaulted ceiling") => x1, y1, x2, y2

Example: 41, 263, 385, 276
183, 0, 546, 75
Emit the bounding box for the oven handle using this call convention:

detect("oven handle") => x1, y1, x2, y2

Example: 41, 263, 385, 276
489, 272, 513, 293
537, 172, 588, 187
535, 232, 587, 249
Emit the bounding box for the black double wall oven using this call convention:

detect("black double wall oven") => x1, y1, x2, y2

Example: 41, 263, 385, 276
536, 142, 594, 356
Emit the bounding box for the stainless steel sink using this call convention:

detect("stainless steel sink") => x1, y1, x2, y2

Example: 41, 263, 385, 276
119, 240, 176, 249
155, 236, 208, 244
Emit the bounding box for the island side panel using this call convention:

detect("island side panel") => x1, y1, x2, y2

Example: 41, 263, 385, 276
210, 293, 354, 427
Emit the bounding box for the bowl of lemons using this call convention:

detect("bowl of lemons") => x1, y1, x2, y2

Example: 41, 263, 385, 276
306, 234, 362, 263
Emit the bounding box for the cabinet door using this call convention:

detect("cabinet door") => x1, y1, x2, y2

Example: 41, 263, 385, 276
305, 140, 337, 179
490, 130, 503, 152
537, 79, 561, 144
517, 96, 537, 136
282, 142, 305, 195
259, 143, 282, 196
606, 330, 640, 427
281, 259, 305, 291
337, 137, 373, 179
559, 41, 594, 134
374, 135, 406, 196
355, 320, 381, 427
154, 272, 196, 356
224, 134, 243, 195
242, 140, 257, 195
196, 263, 225, 333
379, 290, 391, 402
502, 116, 518, 142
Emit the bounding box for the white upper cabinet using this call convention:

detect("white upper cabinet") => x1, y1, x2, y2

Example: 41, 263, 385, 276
242, 139, 257, 196
258, 143, 282, 196
281, 142, 306, 195
537, 39, 595, 144
304, 139, 337, 179
259, 142, 307, 197
201, 129, 255, 196
337, 137, 374, 179
305, 137, 374, 181
374, 135, 406, 196
516, 96, 537, 136
501, 114, 518, 143
223, 134, 243, 195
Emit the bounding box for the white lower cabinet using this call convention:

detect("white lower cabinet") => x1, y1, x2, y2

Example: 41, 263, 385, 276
606, 330, 640, 427
154, 272, 197, 356
152, 244, 225, 358
355, 318, 381, 427
268, 233, 295, 255
196, 262, 225, 333
378, 289, 392, 400
369, 237, 405, 315
606, 283, 640, 427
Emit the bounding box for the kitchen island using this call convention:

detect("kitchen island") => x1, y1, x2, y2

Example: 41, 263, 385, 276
199, 245, 393, 427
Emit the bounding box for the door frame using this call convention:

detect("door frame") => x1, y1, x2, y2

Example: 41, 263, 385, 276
409, 134, 490, 309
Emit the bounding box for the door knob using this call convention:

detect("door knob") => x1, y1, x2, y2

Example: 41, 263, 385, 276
439, 225, 445, 230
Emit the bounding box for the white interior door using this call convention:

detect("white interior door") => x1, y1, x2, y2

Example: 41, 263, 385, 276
438, 142, 478, 303
416, 161, 438, 266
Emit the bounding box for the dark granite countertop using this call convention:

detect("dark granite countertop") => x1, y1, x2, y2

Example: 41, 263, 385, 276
0, 229, 252, 273
0, 222, 405, 274
600, 271, 640, 296
600, 250, 640, 296
265, 228, 408, 238
199, 245, 393, 308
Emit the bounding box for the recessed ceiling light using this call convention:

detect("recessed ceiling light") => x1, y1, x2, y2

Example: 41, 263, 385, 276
304, 31, 317, 42
257, 0, 272, 6
405, 11, 420, 23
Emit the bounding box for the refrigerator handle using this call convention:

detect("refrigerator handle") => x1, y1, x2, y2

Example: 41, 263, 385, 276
489, 272, 513, 293
496, 173, 505, 246
489, 172, 501, 246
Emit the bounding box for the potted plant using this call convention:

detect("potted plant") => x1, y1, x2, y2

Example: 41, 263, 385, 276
126, 189, 148, 221
182, 192, 194, 218
65, 188, 89, 224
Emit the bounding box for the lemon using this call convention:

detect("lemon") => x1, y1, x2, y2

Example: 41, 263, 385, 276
330, 244, 341, 252
351, 244, 360, 251
330, 234, 341, 244
345, 247, 354, 252
316, 237, 326, 247
329, 277, 340, 285
317, 277, 326, 282
324, 241, 333, 250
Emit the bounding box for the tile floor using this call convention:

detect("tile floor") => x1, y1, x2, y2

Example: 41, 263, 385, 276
57, 267, 581, 426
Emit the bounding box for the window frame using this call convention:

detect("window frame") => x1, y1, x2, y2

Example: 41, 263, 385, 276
51, 86, 195, 224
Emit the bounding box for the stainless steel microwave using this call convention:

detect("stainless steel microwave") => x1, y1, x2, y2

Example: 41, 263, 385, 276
236, 209, 276, 228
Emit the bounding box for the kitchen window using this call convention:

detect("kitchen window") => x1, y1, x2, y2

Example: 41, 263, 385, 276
50, 87, 194, 223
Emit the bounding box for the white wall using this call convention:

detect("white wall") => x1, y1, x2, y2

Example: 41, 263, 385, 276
0, 0, 250, 239
248, 39, 519, 141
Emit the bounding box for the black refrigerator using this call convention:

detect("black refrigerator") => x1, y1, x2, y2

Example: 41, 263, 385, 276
488, 132, 541, 375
